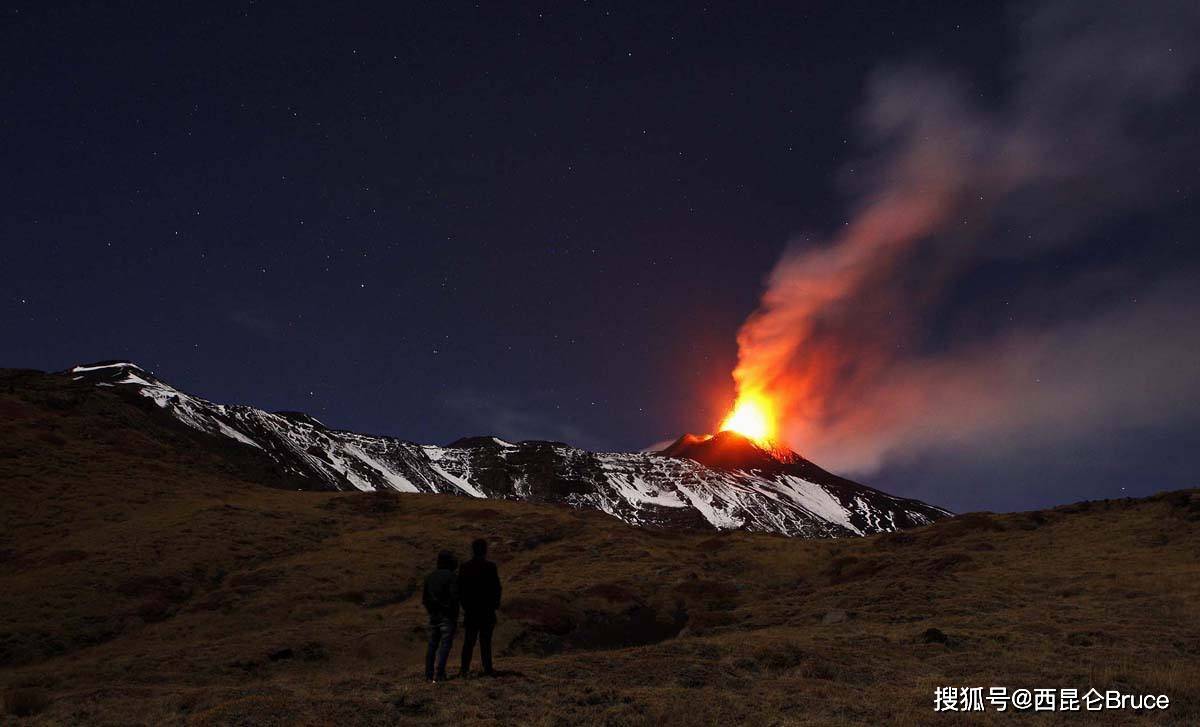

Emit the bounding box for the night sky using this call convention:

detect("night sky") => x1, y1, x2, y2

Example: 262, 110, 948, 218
4, 1, 1198, 513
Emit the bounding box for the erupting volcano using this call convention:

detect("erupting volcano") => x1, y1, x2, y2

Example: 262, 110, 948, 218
718, 391, 776, 445
56, 361, 951, 539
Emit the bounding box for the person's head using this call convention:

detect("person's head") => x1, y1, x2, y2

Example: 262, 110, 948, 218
436, 549, 457, 571
471, 538, 488, 560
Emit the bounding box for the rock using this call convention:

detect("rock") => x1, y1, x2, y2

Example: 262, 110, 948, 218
822, 609, 848, 624
922, 628, 949, 644
267, 647, 294, 661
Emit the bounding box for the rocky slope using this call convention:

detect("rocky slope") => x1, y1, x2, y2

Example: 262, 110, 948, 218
65, 361, 949, 537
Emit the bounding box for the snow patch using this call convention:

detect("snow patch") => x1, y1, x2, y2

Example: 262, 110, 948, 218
342, 443, 419, 493
774, 476, 863, 535
71, 362, 141, 373
428, 462, 485, 498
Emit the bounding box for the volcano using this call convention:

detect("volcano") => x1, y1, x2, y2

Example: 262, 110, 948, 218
660, 430, 800, 471
58, 361, 950, 537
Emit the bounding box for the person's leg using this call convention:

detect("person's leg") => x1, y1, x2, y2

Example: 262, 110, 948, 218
425, 620, 441, 681
434, 619, 455, 679
460, 620, 478, 674
479, 617, 495, 674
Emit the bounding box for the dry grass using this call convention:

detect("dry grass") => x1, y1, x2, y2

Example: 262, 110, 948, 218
2, 369, 1199, 725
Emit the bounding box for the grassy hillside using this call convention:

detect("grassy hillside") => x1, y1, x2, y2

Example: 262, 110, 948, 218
2, 369, 1198, 725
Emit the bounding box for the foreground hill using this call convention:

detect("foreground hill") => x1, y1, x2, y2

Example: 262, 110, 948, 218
2, 367, 1198, 725
62, 361, 949, 537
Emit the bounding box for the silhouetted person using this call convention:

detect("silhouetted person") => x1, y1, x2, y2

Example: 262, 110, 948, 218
457, 538, 501, 676
422, 549, 459, 682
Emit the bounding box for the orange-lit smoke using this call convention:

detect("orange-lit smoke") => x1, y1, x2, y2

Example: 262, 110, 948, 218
722, 0, 1200, 475
726, 181, 957, 466
718, 187, 951, 449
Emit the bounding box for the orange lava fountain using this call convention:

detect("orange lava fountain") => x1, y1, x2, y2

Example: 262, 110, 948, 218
718, 391, 777, 445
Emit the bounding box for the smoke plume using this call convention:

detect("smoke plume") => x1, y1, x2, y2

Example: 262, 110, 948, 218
734, 0, 1200, 475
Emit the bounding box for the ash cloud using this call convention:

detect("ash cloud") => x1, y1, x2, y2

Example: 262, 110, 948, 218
736, 0, 1200, 481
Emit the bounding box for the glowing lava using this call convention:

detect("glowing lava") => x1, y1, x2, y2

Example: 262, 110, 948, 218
718, 392, 776, 444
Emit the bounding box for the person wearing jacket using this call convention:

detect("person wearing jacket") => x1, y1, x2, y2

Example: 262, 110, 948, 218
422, 549, 459, 682
457, 538, 501, 676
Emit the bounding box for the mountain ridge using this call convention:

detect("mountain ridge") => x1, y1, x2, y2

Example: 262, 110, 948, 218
60, 360, 950, 537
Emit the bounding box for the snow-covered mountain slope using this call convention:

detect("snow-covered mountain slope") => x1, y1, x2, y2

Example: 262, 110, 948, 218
66, 361, 951, 537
